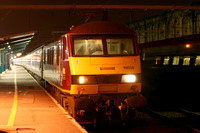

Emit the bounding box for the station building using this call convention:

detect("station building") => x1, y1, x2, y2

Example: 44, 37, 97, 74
129, 7, 200, 44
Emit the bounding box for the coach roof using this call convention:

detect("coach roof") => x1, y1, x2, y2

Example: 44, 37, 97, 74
67, 21, 135, 35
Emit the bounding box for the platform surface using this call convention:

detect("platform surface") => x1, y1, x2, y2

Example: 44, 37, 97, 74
0, 65, 87, 133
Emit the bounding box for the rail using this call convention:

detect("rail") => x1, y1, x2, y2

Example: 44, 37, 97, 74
146, 108, 200, 133
0, 5, 200, 10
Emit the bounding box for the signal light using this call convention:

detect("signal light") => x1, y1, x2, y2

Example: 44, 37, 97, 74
185, 44, 191, 48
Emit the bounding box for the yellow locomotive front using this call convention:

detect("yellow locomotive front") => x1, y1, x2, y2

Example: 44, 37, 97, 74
66, 21, 142, 125
70, 36, 141, 96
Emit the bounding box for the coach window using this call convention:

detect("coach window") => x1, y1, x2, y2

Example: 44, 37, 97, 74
52, 47, 54, 65
48, 48, 52, 65
43, 49, 46, 64
172, 56, 179, 65
155, 56, 161, 65
54, 46, 57, 65
0, 51, 1, 66
56, 44, 59, 65
195, 56, 200, 66
47, 49, 50, 64
190, 56, 196, 66
183, 56, 190, 66
49, 49, 51, 64
163, 56, 169, 65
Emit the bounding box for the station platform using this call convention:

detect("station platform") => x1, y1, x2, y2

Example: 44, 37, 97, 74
0, 65, 87, 133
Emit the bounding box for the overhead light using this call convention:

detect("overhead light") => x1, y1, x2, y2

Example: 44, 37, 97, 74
9, 32, 35, 40
17, 53, 22, 57
11, 37, 33, 43
12, 40, 30, 46
8, 45, 11, 49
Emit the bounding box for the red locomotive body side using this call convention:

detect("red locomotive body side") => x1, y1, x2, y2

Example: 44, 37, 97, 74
62, 35, 72, 92
67, 35, 73, 57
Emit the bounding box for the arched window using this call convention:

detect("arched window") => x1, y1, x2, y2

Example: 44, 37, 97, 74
174, 18, 182, 37
182, 17, 192, 36
168, 19, 175, 38
196, 14, 200, 34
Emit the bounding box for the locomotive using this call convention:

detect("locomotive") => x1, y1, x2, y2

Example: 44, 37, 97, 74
13, 21, 143, 126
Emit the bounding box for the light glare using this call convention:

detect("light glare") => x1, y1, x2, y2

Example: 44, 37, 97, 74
17, 53, 22, 57
79, 76, 85, 84
186, 44, 190, 48
122, 75, 136, 83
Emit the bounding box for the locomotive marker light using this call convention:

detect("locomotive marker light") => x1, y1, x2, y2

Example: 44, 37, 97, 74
121, 74, 136, 83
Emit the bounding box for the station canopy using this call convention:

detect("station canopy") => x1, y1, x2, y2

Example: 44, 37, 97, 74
0, 31, 36, 55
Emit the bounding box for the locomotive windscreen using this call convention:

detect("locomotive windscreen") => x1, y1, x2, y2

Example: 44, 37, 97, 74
73, 36, 103, 56
72, 35, 135, 56
106, 37, 135, 55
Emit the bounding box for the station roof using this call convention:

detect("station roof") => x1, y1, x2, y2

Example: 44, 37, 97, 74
0, 31, 36, 55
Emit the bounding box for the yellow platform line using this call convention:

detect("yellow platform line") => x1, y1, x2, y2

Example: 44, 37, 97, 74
7, 69, 18, 126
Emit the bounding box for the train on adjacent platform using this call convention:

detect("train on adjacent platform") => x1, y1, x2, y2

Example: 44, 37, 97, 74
140, 34, 200, 111
13, 21, 145, 126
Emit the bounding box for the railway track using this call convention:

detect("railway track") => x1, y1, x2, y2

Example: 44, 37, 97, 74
146, 107, 200, 133
83, 107, 198, 133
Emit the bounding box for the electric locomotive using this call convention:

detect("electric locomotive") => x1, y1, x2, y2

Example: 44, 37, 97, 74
13, 21, 143, 125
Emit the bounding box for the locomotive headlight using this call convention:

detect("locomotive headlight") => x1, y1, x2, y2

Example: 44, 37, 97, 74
72, 75, 97, 84
121, 74, 136, 83
79, 76, 85, 84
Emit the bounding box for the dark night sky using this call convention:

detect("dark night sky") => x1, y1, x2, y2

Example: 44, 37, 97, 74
0, 0, 198, 52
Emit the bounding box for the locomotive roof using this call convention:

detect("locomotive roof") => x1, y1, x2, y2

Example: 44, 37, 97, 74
67, 21, 135, 35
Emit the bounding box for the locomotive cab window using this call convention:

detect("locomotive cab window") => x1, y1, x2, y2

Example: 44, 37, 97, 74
106, 37, 135, 55
73, 35, 135, 56
73, 36, 103, 56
